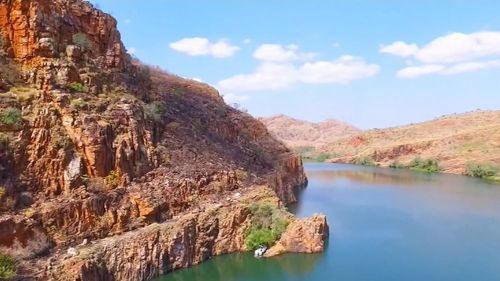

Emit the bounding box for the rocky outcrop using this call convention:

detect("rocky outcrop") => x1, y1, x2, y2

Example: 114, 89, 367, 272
0, 1, 321, 280
265, 214, 329, 257
43, 187, 282, 281
0, 0, 127, 68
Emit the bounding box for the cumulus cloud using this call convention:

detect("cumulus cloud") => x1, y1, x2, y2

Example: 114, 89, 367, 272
441, 60, 500, 75
218, 62, 298, 92
300, 56, 380, 84
253, 44, 316, 62
396, 65, 445, 79
380, 41, 418, 57
223, 93, 250, 103
170, 37, 239, 58
218, 56, 379, 92
416, 32, 500, 64
383, 31, 500, 78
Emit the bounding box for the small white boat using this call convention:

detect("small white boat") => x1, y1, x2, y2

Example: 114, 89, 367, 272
254, 245, 267, 258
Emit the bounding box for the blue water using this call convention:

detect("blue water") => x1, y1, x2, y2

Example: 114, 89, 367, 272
157, 163, 500, 281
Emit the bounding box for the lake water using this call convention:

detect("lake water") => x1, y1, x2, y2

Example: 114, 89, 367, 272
156, 163, 500, 281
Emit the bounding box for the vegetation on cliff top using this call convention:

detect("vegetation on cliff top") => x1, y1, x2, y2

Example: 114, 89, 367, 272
0, 253, 16, 279
244, 203, 290, 250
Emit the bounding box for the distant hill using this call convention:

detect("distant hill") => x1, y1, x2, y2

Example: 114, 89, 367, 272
259, 115, 360, 161
320, 111, 500, 175
260, 115, 361, 148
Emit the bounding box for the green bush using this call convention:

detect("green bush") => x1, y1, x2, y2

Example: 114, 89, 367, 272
144, 101, 166, 123
0, 253, 16, 279
0, 133, 8, 145
0, 107, 22, 127
389, 160, 404, 169
408, 157, 441, 173
245, 229, 276, 250
244, 203, 289, 250
72, 33, 92, 51
105, 170, 120, 188
465, 162, 499, 180
354, 155, 376, 166
67, 82, 85, 93
315, 152, 332, 162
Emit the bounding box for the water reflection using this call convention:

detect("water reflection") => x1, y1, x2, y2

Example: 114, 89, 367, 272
159, 252, 324, 281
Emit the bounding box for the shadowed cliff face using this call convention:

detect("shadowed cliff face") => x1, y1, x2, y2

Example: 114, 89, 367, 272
0, 1, 325, 280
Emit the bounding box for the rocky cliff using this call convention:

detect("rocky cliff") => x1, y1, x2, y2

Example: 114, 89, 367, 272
0, 1, 326, 280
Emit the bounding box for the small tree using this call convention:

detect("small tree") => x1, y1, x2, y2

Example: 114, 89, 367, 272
465, 162, 499, 179
72, 33, 92, 51
0, 107, 22, 127
0, 253, 16, 279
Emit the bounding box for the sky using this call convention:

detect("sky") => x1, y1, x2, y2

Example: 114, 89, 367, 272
90, 0, 500, 129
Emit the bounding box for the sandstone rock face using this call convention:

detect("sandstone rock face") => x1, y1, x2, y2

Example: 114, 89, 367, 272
0, 0, 127, 68
265, 214, 329, 257
0, 1, 319, 280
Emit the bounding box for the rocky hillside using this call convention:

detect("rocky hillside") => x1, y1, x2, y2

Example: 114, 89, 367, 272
260, 115, 360, 159
0, 1, 327, 280
321, 111, 500, 175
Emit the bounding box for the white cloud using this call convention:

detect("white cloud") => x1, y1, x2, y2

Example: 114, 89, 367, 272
396, 65, 445, 78
253, 44, 300, 62
416, 32, 500, 64
300, 56, 380, 84
191, 77, 204, 82
332, 42, 341, 48
442, 60, 500, 75
127, 47, 137, 55
243, 39, 251, 44
124, 19, 131, 25
385, 31, 500, 78
218, 56, 379, 92
380, 41, 418, 57
223, 93, 249, 103
170, 37, 239, 58
218, 62, 298, 92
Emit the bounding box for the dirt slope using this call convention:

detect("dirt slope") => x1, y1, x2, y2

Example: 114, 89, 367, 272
321, 111, 500, 174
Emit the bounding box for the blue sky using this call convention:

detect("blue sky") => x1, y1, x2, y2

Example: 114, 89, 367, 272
91, 0, 500, 129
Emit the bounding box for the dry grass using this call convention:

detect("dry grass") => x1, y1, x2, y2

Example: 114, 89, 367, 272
321, 111, 500, 175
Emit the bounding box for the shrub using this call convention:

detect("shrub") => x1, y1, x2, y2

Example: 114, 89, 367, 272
244, 203, 289, 250
236, 170, 249, 182
465, 162, 499, 180
408, 157, 441, 173
0, 133, 8, 145
166, 121, 180, 130
144, 101, 165, 123
315, 152, 331, 162
0, 107, 22, 127
389, 160, 404, 169
245, 229, 276, 250
0, 253, 16, 279
72, 33, 92, 51
354, 155, 376, 166
170, 87, 184, 97
105, 170, 120, 188
67, 82, 85, 93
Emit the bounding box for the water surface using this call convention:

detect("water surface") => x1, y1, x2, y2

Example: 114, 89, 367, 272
157, 163, 500, 281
